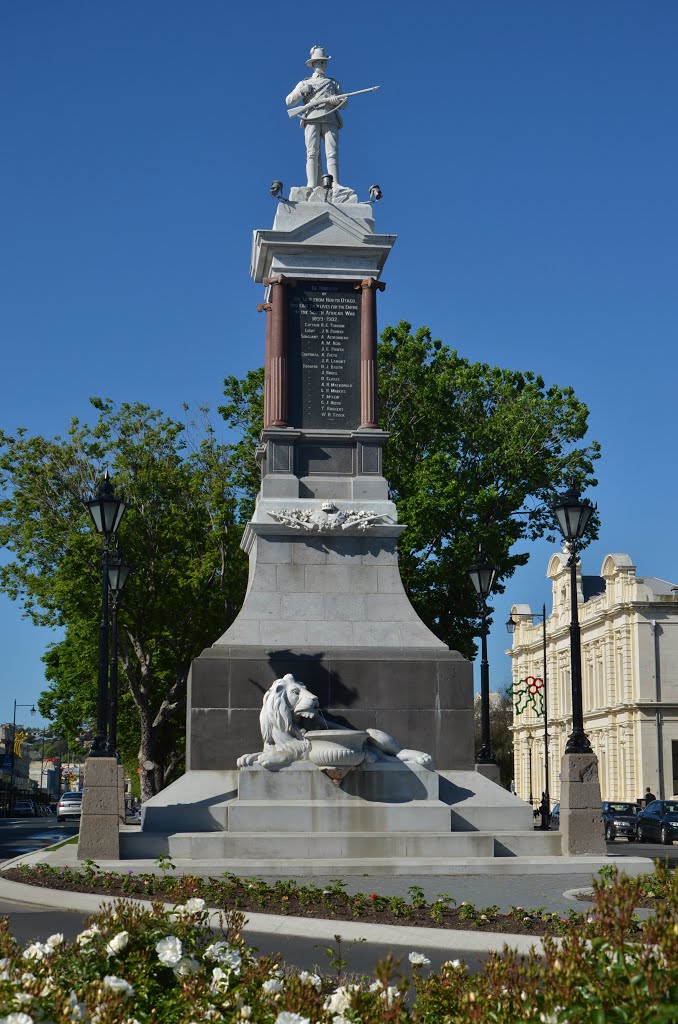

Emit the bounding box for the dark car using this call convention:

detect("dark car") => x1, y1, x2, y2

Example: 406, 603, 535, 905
636, 800, 678, 845
602, 801, 638, 842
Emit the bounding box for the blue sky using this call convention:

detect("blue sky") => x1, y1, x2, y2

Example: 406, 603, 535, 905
1, 1, 677, 728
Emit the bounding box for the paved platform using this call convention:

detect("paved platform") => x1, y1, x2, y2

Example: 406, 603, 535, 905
5, 839, 654, 879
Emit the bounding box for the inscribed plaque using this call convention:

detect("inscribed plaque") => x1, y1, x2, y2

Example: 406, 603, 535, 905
288, 281, 361, 429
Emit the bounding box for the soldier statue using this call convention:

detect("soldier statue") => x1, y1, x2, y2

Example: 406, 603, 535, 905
286, 45, 346, 188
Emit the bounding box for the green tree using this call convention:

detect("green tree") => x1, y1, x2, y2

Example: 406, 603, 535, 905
378, 323, 599, 655
221, 322, 600, 658
0, 400, 249, 799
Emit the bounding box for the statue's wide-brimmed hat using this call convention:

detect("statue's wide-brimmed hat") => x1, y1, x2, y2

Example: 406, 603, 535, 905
306, 45, 331, 67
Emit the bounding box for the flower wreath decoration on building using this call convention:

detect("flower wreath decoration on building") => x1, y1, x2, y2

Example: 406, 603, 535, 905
509, 676, 545, 717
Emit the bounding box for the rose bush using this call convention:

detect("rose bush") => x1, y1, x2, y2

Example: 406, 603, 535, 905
0, 869, 675, 1023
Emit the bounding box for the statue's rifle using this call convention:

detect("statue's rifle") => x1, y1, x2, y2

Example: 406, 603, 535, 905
287, 85, 380, 118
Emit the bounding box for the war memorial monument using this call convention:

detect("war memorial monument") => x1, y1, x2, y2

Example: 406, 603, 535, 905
105, 46, 582, 870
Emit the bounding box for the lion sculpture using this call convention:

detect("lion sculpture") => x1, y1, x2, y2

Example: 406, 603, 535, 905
237, 674, 434, 772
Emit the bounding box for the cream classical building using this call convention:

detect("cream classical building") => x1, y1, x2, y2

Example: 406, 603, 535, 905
508, 551, 678, 806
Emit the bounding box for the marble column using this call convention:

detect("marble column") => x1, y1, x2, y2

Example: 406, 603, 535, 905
258, 301, 273, 428
356, 278, 386, 429
263, 275, 289, 428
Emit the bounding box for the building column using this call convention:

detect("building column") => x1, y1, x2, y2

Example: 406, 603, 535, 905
263, 275, 290, 428
355, 278, 386, 429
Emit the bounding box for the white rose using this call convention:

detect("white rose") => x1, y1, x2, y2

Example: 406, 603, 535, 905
184, 897, 206, 914
22, 943, 45, 961
103, 975, 135, 998
408, 951, 431, 966
76, 924, 100, 946
324, 985, 358, 1014
45, 933, 64, 948
298, 970, 322, 989
275, 1013, 310, 1024
106, 930, 130, 956
204, 941, 241, 972
1, 1013, 35, 1024
262, 977, 284, 994
155, 935, 183, 967
173, 956, 199, 977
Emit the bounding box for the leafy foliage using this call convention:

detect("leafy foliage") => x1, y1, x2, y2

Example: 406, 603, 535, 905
0, 400, 249, 797
379, 322, 600, 656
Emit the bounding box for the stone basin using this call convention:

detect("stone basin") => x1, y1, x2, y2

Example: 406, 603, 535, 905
304, 729, 368, 783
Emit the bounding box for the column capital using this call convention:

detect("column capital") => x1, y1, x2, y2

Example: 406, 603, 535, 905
263, 274, 294, 287
355, 278, 386, 292
257, 302, 272, 313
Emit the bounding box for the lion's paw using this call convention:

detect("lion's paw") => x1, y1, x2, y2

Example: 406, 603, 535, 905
397, 749, 435, 770
236, 752, 261, 768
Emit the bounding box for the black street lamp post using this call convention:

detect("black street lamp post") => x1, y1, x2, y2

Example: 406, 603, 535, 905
8, 700, 36, 815
507, 604, 551, 826
107, 548, 131, 758
552, 480, 595, 754
85, 472, 127, 757
526, 730, 534, 809
467, 546, 499, 765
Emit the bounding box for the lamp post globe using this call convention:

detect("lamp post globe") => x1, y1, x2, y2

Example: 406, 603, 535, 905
467, 546, 499, 766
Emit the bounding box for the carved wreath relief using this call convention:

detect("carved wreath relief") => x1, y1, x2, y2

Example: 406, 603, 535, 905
267, 501, 388, 532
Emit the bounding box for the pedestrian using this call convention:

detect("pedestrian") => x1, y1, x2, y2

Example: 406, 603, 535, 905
644, 786, 656, 804
539, 792, 550, 830
509, 779, 516, 794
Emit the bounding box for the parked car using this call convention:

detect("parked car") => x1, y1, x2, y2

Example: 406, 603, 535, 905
636, 800, 678, 845
602, 801, 638, 842
12, 799, 35, 817
56, 791, 83, 822
549, 801, 560, 829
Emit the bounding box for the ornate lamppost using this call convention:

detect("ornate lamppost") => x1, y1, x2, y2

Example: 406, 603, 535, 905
107, 548, 131, 759
85, 472, 127, 756
467, 546, 499, 773
552, 480, 595, 754
507, 604, 550, 827
550, 478, 605, 854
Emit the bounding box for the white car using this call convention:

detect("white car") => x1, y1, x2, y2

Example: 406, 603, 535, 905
56, 792, 83, 821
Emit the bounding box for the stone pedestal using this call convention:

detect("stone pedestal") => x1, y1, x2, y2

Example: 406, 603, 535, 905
475, 762, 502, 786
559, 751, 606, 856
77, 757, 120, 860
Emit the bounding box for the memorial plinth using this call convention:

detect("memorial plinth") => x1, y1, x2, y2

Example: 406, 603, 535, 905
179, 191, 475, 774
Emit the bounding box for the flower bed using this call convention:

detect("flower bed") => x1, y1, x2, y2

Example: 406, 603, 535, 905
1, 862, 587, 938
0, 868, 676, 1024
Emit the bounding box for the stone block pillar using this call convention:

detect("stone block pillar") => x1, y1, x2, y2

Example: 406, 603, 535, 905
559, 751, 606, 855
77, 757, 120, 860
